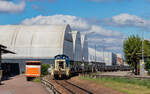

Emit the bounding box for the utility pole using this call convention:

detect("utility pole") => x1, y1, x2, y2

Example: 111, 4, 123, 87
140, 31, 145, 76
102, 39, 105, 63
142, 31, 144, 62
95, 44, 97, 72
102, 45, 105, 63
137, 21, 145, 76
95, 44, 96, 64
82, 48, 84, 70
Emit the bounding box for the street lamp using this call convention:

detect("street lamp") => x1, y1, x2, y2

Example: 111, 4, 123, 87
102, 45, 105, 63
95, 44, 97, 64
138, 21, 145, 76
82, 38, 88, 72
101, 39, 105, 63
142, 31, 144, 62
138, 21, 145, 62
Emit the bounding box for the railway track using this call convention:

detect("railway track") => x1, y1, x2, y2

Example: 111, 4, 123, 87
42, 76, 93, 94
54, 80, 93, 94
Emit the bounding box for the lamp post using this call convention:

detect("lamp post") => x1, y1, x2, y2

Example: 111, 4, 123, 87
138, 21, 145, 62
102, 39, 105, 63
138, 21, 145, 76
95, 44, 96, 64
95, 44, 97, 72
80, 32, 89, 72
102, 46, 105, 62
140, 30, 145, 76
142, 31, 144, 62
82, 39, 89, 72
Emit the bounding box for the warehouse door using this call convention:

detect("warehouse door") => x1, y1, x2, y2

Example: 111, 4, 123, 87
2, 63, 20, 77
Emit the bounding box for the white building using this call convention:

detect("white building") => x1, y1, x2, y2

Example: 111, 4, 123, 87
88, 47, 117, 66
88, 47, 103, 63
116, 53, 123, 65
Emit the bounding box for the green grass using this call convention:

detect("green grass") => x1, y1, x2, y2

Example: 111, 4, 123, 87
80, 76, 150, 94
32, 77, 41, 82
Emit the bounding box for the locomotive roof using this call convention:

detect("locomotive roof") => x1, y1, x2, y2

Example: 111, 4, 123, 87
54, 54, 69, 59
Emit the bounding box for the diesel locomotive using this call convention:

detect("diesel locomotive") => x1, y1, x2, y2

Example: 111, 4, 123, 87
51, 55, 70, 78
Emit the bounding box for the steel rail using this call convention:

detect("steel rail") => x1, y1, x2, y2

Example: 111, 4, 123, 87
64, 80, 93, 94
55, 80, 75, 94
55, 80, 93, 94
41, 77, 61, 94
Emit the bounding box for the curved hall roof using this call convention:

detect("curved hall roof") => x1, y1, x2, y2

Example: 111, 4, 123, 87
81, 34, 89, 62
72, 31, 82, 61
0, 24, 73, 59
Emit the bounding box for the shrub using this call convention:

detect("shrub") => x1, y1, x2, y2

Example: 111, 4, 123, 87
147, 69, 150, 75
32, 77, 40, 82
21, 71, 25, 74
41, 64, 49, 75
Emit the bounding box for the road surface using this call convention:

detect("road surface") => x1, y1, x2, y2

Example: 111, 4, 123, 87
0, 75, 49, 94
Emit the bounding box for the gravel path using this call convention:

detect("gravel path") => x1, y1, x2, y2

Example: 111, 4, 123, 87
99, 71, 132, 76
0, 75, 49, 94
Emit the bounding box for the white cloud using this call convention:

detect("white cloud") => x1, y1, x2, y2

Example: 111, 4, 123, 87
21, 14, 124, 53
104, 38, 123, 44
88, 25, 121, 37
21, 15, 121, 37
88, 36, 124, 51
106, 46, 122, 50
103, 13, 150, 28
22, 15, 90, 30
0, 1, 25, 13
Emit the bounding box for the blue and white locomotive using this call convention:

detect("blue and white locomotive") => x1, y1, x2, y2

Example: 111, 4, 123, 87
51, 54, 70, 78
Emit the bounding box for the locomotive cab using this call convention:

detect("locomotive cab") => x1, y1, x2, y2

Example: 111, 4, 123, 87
56, 60, 65, 69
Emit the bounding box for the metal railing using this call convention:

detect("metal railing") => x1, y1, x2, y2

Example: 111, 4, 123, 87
41, 77, 61, 94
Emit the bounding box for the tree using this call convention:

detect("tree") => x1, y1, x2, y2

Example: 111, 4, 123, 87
124, 35, 150, 75
143, 40, 150, 58
123, 35, 142, 75
145, 58, 150, 75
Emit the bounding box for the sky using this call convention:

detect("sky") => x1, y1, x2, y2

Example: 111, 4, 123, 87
1, 0, 150, 54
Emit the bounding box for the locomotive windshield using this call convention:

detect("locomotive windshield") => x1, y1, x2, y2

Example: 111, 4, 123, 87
58, 61, 64, 69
